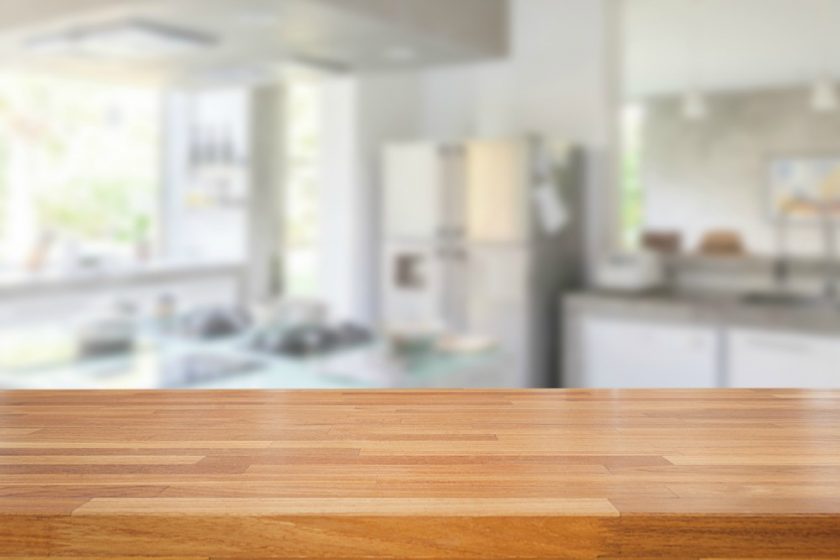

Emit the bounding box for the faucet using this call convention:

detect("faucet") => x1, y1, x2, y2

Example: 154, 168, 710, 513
773, 201, 791, 291
773, 196, 839, 300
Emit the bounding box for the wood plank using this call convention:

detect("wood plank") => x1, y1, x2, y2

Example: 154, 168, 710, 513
0, 389, 838, 558
0, 455, 205, 465
73, 497, 619, 517
0, 515, 619, 558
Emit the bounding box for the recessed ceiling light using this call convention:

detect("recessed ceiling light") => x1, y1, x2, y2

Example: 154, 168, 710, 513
236, 11, 280, 27
384, 46, 416, 62
25, 20, 217, 59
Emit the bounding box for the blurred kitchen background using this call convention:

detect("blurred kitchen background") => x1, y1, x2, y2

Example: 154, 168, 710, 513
1, 0, 839, 390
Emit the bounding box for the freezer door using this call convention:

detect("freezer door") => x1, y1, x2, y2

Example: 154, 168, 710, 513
464, 140, 529, 243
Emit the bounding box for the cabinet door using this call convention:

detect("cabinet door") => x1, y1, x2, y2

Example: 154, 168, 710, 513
382, 143, 445, 240
580, 316, 718, 388
727, 329, 840, 388
464, 140, 528, 243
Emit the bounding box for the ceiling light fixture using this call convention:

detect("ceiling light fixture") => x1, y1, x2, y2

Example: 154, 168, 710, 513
25, 20, 218, 59
810, 78, 838, 112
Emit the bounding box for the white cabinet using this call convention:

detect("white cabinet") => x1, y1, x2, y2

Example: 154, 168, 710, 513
579, 316, 719, 388
382, 143, 448, 240
727, 328, 840, 388
381, 242, 446, 327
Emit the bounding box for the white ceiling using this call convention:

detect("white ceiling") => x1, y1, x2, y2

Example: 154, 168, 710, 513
0, 0, 508, 85
623, 0, 840, 98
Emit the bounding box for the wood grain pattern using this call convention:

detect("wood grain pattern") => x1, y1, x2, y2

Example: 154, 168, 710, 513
0, 389, 838, 558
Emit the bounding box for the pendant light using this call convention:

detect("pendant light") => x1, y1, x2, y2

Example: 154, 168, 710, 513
680, 0, 708, 121
811, 78, 838, 112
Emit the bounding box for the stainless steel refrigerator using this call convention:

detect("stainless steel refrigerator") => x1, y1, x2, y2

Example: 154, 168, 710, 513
380, 137, 585, 387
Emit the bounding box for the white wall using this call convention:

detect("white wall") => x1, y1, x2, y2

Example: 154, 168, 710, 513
420, 0, 616, 145
624, 0, 840, 98
641, 88, 839, 258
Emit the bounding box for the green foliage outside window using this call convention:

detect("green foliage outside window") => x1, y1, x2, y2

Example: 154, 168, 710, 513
37, 178, 153, 243
284, 81, 322, 296
0, 73, 159, 259
621, 144, 644, 248
621, 105, 645, 249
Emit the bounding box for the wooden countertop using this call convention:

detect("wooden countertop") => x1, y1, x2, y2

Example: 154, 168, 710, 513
1, 389, 839, 558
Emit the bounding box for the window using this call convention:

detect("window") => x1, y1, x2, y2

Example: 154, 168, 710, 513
283, 80, 322, 296
0, 73, 160, 272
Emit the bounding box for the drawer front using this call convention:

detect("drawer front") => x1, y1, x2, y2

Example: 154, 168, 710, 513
581, 315, 718, 388
728, 328, 840, 388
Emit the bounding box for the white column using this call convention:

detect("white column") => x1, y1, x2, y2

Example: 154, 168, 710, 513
318, 76, 361, 322
247, 84, 286, 305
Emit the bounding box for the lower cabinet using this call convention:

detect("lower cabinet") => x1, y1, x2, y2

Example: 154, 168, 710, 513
579, 315, 719, 388
727, 328, 840, 388
567, 297, 840, 389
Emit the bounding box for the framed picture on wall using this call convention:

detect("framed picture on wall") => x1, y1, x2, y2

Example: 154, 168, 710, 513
768, 156, 840, 221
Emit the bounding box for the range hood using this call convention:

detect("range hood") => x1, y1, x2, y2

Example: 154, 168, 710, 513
3, 1, 508, 81
25, 20, 218, 59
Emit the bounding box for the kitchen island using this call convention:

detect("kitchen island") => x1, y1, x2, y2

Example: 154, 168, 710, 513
1, 389, 838, 558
